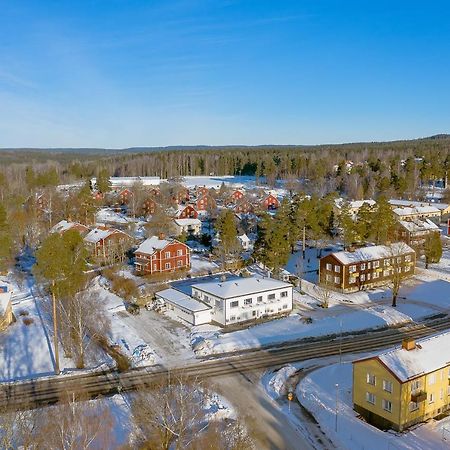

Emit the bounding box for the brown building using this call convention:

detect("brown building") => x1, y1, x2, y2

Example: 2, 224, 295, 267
319, 243, 415, 293
84, 227, 132, 260
395, 219, 440, 248
195, 194, 216, 212
261, 194, 280, 210
142, 197, 158, 216
134, 235, 191, 275
177, 204, 199, 219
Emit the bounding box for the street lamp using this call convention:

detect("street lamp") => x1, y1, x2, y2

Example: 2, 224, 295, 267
335, 383, 339, 433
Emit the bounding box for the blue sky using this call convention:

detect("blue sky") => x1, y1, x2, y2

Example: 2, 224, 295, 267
0, 1, 449, 148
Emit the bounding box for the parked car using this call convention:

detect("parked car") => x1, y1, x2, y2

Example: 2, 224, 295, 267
125, 303, 140, 315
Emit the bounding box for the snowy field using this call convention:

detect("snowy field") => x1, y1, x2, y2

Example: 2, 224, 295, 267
298, 363, 450, 450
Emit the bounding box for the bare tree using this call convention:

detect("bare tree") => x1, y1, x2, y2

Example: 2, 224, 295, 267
315, 279, 333, 308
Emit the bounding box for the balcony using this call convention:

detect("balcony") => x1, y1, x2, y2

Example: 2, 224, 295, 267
411, 391, 427, 403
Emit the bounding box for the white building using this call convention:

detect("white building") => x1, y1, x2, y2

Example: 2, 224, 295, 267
191, 277, 293, 326
238, 233, 251, 250
91, 176, 161, 188
173, 218, 202, 236
155, 288, 211, 326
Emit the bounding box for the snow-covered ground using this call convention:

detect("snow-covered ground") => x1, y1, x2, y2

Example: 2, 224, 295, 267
189, 254, 219, 275
298, 363, 450, 450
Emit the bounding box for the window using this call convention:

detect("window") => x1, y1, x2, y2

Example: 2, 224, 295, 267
326, 274, 332, 282
349, 265, 356, 273
383, 380, 393, 393
257, 296, 263, 303
360, 263, 366, 270
373, 271, 379, 279
360, 274, 366, 282
153, 264, 157, 271
244, 298, 252, 305
177, 249, 183, 256
397, 257, 402, 263
367, 273, 371, 280
349, 276, 356, 284
165, 251, 171, 258
282, 304, 288, 309
405, 255, 412, 262
429, 393, 435, 404
405, 265, 410, 272
367, 262, 371, 269
165, 262, 171, 269
230, 315, 236, 321
230, 301, 239, 308
429, 374, 436, 385
326, 263, 332, 271
383, 270, 390, 277
373, 260, 380, 268
334, 276, 340, 284
384, 259, 390, 267
440, 389, 444, 400
280, 291, 288, 298
334, 265, 341, 273
367, 373, 376, 385
411, 380, 421, 391
382, 399, 392, 412
409, 401, 419, 412
268, 293, 275, 300
366, 392, 375, 404
177, 260, 182, 267
252, 310, 257, 317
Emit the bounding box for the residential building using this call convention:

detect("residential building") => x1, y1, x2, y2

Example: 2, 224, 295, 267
261, 194, 280, 210
84, 227, 131, 260
134, 234, 191, 275
392, 205, 441, 221
191, 276, 293, 326
389, 199, 450, 217
238, 233, 251, 250
395, 218, 440, 247
176, 205, 199, 219
229, 190, 245, 203
353, 333, 450, 431
196, 186, 209, 197
118, 188, 133, 205
0, 284, 14, 331
50, 220, 89, 236
233, 199, 255, 214
334, 198, 376, 219
141, 197, 158, 216
195, 194, 216, 212
319, 243, 415, 293
173, 218, 202, 236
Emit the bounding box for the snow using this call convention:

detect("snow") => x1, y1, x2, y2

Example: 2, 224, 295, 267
135, 235, 171, 254
389, 198, 449, 212
331, 242, 414, 265
267, 365, 298, 397
84, 227, 114, 244
399, 218, 440, 233
189, 254, 219, 275
191, 276, 292, 299
96, 208, 131, 225
376, 330, 450, 382
297, 363, 450, 450
393, 206, 441, 217
0, 283, 12, 316
174, 218, 201, 227
156, 288, 211, 312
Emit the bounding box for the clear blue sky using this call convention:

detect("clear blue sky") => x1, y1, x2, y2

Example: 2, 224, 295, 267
0, 1, 449, 148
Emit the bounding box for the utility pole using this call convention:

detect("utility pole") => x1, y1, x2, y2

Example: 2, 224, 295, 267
335, 383, 339, 433
302, 226, 306, 259
51, 282, 60, 375
339, 319, 343, 364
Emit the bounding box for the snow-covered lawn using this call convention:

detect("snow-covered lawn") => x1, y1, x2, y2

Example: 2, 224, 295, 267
298, 363, 450, 450
189, 254, 219, 275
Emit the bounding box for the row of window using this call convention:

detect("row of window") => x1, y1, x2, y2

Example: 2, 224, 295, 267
228, 304, 289, 321
366, 392, 392, 413
326, 255, 413, 274
229, 291, 289, 308
366, 374, 393, 393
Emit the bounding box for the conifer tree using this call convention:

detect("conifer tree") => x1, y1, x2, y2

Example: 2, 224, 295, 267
424, 232, 442, 269
214, 209, 240, 266
372, 196, 396, 244
96, 169, 111, 194
0, 203, 12, 273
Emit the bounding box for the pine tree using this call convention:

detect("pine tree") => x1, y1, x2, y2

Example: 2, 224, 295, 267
96, 169, 111, 194
338, 201, 357, 249
372, 196, 396, 244
0, 203, 12, 273
424, 232, 442, 269
214, 209, 239, 266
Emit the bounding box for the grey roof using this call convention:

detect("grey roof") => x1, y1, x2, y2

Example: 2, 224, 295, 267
156, 288, 211, 312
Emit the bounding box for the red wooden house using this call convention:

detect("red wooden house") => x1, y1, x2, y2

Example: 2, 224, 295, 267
134, 234, 191, 275
172, 187, 190, 204
261, 194, 280, 210
84, 227, 132, 260
196, 186, 209, 197
229, 190, 244, 203
234, 199, 254, 214
195, 194, 217, 212
177, 204, 199, 219
118, 189, 133, 205
142, 197, 158, 216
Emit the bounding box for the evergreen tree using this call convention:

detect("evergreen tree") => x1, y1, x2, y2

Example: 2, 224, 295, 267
214, 209, 240, 266
338, 201, 357, 249
96, 169, 111, 194
355, 202, 374, 242
424, 233, 442, 269
0, 203, 12, 273
372, 196, 396, 244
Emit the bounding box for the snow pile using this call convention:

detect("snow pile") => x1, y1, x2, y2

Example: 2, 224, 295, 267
131, 344, 156, 366
204, 392, 236, 421
367, 305, 413, 326
268, 365, 298, 397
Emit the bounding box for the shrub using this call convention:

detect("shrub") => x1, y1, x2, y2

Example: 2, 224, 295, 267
23, 317, 34, 326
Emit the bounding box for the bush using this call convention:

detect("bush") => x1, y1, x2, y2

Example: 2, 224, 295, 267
23, 317, 34, 326
18, 310, 29, 316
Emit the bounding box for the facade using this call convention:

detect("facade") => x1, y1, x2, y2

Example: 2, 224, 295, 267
261, 194, 280, 210
134, 235, 191, 275
238, 233, 251, 250
353, 333, 450, 431
0, 285, 14, 331
195, 194, 216, 212
196, 186, 209, 197
173, 218, 202, 236
142, 197, 158, 216
84, 228, 131, 260
229, 190, 245, 203
396, 218, 440, 247
155, 288, 211, 325
191, 277, 293, 326
334, 198, 376, 219
176, 205, 199, 219
118, 188, 133, 205
392, 205, 441, 220
319, 243, 415, 293
233, 199, 254, 214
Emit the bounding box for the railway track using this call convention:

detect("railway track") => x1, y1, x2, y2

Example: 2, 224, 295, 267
2, 316, 450, 411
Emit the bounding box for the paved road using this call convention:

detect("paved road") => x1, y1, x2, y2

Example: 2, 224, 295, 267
2, 315, 450, 412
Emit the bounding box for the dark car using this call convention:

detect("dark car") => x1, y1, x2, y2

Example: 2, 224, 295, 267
125, 303, 140, 315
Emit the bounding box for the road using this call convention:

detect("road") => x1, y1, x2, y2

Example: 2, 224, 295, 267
1, 315, 450, 413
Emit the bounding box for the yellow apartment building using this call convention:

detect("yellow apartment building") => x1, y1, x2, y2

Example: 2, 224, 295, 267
353, 334, 450, 431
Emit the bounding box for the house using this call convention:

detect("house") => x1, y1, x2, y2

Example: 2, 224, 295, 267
191, 276, 293, 326
142, 197, 158, 216
195, 194, 216, 212
229, 190, 245, 203
118, 188, 133, 205
134, 234, 191, 275
334, 199, 376, 219
319, 243, 415, 293
172, 187, 190, 204
389, 199, 450, 217
233, 199, 254, 214
50, 220, 89, 236
353, 333, 450, 431
261, 193, 280, 210
392, 205, 441, 221
395, 218, 440, 247
84, 228, 131, 260
155, 288, 211, 326
173, 218, 202, 236
0, 284, 14, 331
238, 233, 251, 250
196, 186, 209, 197
176, 204, 199, 219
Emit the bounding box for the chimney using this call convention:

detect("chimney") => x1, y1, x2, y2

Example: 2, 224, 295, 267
402, 338, 416, 351
158, 232, 165, 240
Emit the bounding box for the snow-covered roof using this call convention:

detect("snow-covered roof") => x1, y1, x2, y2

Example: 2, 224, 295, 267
91, 176, 160, 187
330, 243, 414, 265
375, 331, 450, 382
50, 220, 77, 234
238, 233, 250, 243
399, 218, 440, 233
192, 276, 292, 299
156, 288, 211, 312
393, 206, 440, 217
96, 208, 130, 224
84, 228, 116, 244
389, 199, 449, 212
135, 236, 171, 254
174, 218, 201, 226
334, 198, 376, 210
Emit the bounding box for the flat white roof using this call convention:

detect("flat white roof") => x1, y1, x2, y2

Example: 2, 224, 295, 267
399, 218, 440, 233
192, 276, 292, 299
156, 288, 211, 312
393, 206, 440, 216
174, 218, 201, 226
375, 331, 450, 382
389, 199, 449, 211
331, 243, 414, 265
